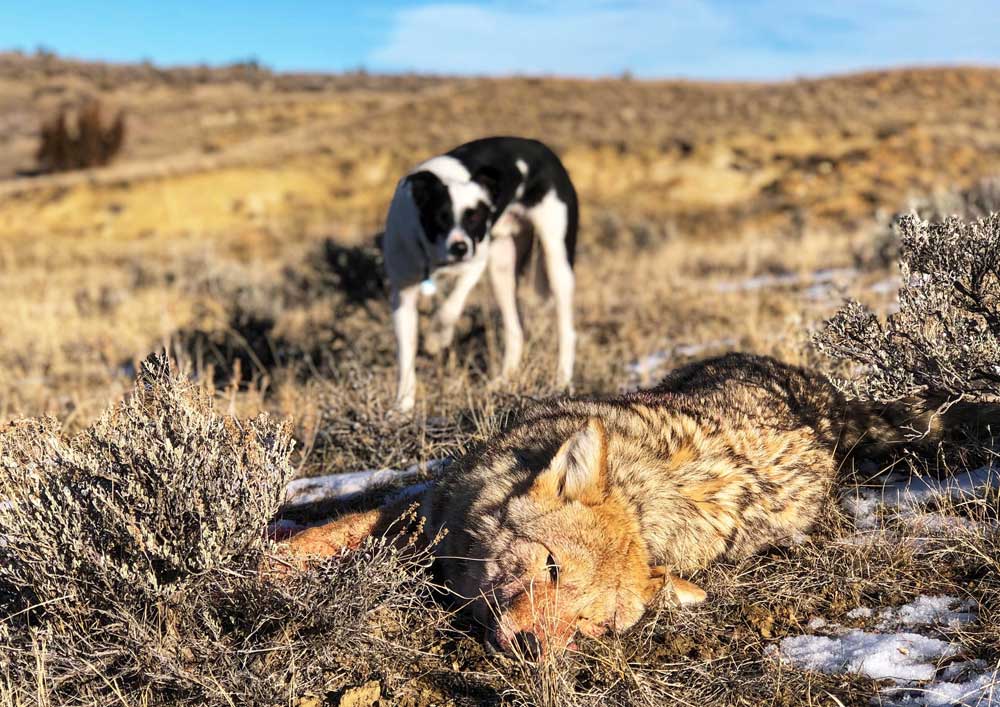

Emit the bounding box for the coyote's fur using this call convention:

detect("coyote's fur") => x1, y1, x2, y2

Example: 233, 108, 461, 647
277, 353, 976, 655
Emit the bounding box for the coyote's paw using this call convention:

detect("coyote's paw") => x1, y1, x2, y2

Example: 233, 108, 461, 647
667, 576, 707, 606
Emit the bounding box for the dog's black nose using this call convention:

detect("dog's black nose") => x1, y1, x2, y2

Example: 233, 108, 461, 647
512, 631, 542, 660
448, 241, 469, 258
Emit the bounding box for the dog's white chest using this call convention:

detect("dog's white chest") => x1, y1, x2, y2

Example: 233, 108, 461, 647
419, 279, 438, 297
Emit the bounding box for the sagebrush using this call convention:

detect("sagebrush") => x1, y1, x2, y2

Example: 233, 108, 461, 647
817, 212, 1000, 405
0, 355, 446, 706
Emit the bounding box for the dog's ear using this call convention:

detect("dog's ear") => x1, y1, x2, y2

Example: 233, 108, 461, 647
471, 165, 502, 205
407, 170, 442, 210
534, 418, 608, 504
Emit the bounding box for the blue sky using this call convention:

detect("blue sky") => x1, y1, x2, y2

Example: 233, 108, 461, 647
1, 1, 998, 80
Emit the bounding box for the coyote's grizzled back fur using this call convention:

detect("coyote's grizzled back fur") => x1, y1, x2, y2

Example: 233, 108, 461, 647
430, 354, 854, 583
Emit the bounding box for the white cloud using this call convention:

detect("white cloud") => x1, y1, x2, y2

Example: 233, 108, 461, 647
366, 0, 1000, 79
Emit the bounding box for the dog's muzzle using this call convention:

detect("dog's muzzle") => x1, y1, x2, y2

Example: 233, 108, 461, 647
445, 233, 475, 263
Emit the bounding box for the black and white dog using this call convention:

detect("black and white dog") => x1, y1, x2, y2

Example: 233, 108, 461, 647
383, 136, 579, 412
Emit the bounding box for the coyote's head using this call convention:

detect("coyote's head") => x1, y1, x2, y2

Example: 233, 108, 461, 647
451, 418, 693, 657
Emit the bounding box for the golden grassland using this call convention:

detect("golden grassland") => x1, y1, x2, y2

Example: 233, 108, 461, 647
5, 54, 1000, 443
1, 54, 999, 705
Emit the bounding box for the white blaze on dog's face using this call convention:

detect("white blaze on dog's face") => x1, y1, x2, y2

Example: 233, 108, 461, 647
456, 419, 671, 658
406, 159, 495, 266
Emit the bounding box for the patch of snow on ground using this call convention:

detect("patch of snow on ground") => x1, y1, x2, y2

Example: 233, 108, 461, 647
283, 459, 446, 510
713, 267, 859, 294
883, 667, 1000, 706
843, 466, 999, 530
626, 338, 739, 383
882, 595, 977, 630
778, 597, 989, 705
869, 276, 902, 295
777, 630, 959, 682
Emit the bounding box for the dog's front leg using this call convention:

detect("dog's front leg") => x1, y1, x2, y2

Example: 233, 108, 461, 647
392, 283, 421, 412
425, 254, 487, 355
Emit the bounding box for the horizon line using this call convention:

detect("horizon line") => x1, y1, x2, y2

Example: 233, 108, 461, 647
4, 48, 1000, 85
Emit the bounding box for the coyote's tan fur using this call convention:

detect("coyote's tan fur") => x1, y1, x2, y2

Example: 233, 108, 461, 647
278, 353, 937, 655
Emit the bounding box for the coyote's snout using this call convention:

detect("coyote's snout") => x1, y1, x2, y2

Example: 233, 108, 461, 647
275, 353, 951, 656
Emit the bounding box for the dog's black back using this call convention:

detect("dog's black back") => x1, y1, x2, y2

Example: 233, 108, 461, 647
447, 137, 579, 265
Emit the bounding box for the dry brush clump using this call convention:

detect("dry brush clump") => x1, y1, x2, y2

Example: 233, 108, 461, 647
35, 100, 125, 173
817, 212, 1000, 406
0, 354, 447, 706
908, 176, 1000, 224
866, 176, 1000, 269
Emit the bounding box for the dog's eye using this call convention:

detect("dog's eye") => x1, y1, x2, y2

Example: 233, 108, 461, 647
546, 554, 559, 583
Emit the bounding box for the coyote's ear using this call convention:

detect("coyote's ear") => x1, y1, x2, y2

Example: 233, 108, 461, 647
534, 418, 608, 505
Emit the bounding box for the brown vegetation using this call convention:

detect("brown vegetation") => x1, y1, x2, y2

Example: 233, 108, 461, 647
35, 100, 125, 172
818, 212, 1000, 405
0, 356, 449, 706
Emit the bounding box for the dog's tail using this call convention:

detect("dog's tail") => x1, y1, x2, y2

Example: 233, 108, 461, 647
512, 222, 553, 299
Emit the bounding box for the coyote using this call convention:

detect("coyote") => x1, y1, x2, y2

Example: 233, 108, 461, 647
277, 353, 954, 656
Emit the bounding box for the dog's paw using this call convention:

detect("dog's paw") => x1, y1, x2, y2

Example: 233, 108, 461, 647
423, 326, 454, 355
394, 394, 415, 414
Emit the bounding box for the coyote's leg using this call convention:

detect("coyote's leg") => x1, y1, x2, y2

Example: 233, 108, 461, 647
268, 495, 427, 574
280, 508, 386, 559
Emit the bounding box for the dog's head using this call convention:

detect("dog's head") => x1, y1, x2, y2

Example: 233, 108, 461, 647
405, 167, 499, 266
451, 418, 680, 658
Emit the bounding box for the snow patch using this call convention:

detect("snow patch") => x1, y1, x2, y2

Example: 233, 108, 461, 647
776, 630, 959, 682
626, 337, 738, 383
777, 597, 987, 705
885, 596, 977, 630
843, 466, 1000, 530
882, 668, 1000, 706
282, 460, 446, 510
713, 267, 859, 295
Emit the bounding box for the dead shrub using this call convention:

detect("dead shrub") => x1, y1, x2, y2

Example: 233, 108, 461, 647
866, 176, 1000, 269
36, 100, 126, 173
817, 213, 1000, 405
0, 354, 446, 705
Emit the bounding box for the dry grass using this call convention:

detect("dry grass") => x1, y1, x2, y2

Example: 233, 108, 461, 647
1, 55, 999, 705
